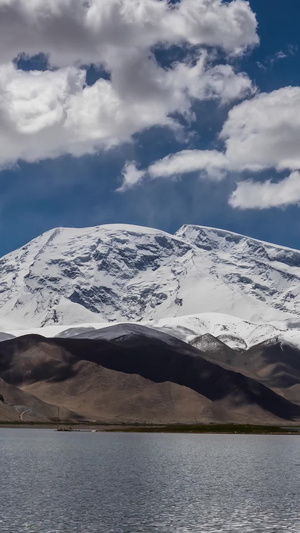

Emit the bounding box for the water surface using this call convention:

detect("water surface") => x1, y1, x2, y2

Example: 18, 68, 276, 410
0, 429, 299, 532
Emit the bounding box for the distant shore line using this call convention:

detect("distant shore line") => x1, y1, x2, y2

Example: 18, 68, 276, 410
0, 422, 300, 434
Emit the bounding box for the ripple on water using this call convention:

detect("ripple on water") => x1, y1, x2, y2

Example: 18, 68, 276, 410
0, 430, 299, 532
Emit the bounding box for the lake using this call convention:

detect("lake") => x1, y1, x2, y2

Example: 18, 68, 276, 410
0, 429, 299, 532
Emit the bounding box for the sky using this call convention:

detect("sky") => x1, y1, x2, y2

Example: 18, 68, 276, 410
0, 0, 300, 255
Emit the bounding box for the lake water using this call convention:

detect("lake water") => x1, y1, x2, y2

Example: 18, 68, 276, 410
0, 429, 299, 532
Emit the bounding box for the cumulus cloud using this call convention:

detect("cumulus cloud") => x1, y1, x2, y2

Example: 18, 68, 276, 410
0, 63, 84, 164
221, 87, 300, 172
130, 85, 300, 209
229, 172, 300, 209
0, 0, 258, 166
0, 0, 258, 67
222, 87, 300, 210
169, 57, 254, 104
122, 84, 300, 183
0, 57, 253, 166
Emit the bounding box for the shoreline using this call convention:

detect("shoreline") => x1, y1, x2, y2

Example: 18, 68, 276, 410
0, 422, 300, 434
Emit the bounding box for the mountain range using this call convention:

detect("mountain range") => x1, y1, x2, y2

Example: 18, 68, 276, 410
0, 324, 300, 425
0, 223, 300, 425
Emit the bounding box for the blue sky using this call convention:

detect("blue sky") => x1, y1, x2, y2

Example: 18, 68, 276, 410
0, 0, 300, 255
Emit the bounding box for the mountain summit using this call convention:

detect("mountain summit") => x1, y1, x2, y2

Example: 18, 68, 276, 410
0, 223, 299, 328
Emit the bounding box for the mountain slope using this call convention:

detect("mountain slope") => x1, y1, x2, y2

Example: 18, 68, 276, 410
176, 225, 300, 317
0, 325, 300, 424
0, 223, 300, 328
0, 378, 79, 422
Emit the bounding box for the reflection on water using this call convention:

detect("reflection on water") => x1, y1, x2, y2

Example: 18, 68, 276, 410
0, 429, 299, 532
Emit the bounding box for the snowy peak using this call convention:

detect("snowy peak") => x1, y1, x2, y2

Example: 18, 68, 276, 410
0, 223, 299, 329
176, 224, 300, 266
0, 224, 193, 328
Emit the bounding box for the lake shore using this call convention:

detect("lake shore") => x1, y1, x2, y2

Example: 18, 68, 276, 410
0, 422, 300, 434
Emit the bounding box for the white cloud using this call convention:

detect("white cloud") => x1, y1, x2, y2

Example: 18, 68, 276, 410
221, 87, 300, 172
123, 84, 300, 184
0, 0, 258, 166
0, 58, 252, 166
118, 149, 229, 190
0, 0, 258, 67
118, 84, 300, 208
0, 63, 85, 164
163, 0, 258, 55
229, 172, 300, 209
222, 87, 300, 210
149, 150, 229, 180
117, 162, 146, 192
169, 56, 254, 104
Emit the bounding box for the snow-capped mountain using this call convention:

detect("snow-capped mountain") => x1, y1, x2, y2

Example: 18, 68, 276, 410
147, 313, 300, 351
0, 223, 300, 329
